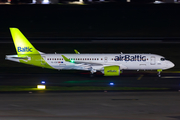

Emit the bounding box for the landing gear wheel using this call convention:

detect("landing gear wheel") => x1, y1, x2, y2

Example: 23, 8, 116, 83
157, 72, 161, 77
157, 69, 162, 77
90, 68, 96, 77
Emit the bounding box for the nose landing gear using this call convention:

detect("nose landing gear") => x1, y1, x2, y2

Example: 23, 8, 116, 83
157, 69, 162, 77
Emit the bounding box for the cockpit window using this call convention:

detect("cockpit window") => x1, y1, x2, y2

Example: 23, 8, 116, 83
160, 58, 166, 61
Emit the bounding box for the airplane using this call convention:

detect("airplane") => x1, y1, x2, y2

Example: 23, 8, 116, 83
5, 28, 175, 77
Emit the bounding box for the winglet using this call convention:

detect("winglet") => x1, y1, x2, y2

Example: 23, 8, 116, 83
62, 55, 71, 62
74, 49, 80, 54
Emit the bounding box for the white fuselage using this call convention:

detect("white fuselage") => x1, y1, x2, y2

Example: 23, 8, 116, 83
40, 53, 174, 71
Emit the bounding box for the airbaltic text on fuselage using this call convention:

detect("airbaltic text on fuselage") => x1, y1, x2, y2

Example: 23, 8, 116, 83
17, 47, 32, 52
115, 55, 146, 61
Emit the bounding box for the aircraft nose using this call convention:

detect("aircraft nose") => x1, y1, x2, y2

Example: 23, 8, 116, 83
168, 61, 175, 68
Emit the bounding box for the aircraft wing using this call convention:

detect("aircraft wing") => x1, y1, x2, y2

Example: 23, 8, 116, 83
73, 61, 103, 66
61, 55, 127, 69
62, 55, 103, 66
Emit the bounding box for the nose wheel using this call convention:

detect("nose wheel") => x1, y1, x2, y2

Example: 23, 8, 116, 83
157, 69, 162, 77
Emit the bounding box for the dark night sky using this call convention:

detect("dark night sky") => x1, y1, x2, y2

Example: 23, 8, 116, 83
0, 4, 180, 38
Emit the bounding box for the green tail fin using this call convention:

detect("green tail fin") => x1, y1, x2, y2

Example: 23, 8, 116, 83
10, 28, 40, 55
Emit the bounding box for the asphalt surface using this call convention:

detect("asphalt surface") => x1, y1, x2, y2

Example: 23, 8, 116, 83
0, 92, 180, 120
1, 72, 180, 89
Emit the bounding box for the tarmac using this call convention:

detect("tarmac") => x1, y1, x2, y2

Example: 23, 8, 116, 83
0, 70, 180, 90
0, 92, 180, 120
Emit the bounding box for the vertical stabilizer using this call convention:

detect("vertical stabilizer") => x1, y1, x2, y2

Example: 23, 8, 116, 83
10, 28, 40, 55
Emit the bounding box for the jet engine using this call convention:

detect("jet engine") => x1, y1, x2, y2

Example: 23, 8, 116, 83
101, 66, 120, 76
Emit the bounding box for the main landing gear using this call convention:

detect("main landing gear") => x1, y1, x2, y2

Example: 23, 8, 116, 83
90, 69, 96, 77
157, 69, 162, 77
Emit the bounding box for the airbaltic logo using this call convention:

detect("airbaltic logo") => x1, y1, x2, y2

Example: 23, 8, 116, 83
115, 55, 146, 61
17, 47, 32, 52
108, 70, 117, 72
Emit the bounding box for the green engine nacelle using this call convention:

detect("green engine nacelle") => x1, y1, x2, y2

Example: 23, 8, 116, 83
103, 66, 120, 76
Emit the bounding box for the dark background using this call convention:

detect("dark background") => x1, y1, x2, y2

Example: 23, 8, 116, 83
0, 4, 180, 38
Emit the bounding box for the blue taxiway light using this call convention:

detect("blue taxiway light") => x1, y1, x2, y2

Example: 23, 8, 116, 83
41, 81, 46, 84
110, 82, 114, 86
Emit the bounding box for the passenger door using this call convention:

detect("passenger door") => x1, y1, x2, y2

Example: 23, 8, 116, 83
150, 56, 155, 65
